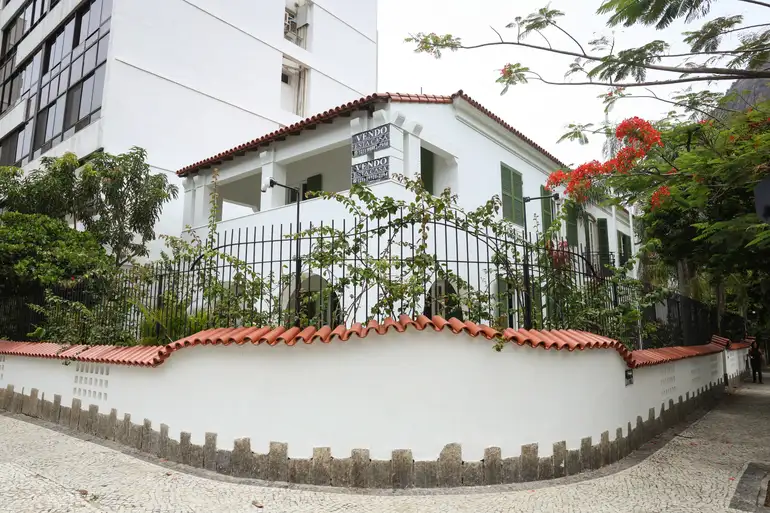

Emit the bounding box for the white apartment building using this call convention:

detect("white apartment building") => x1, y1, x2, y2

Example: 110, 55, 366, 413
0, 0, 377, 254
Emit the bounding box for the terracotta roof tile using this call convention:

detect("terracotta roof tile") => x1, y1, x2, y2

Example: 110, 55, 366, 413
729, 341, 752, 350
0, 316, 730, 369
176, 90, 566, 177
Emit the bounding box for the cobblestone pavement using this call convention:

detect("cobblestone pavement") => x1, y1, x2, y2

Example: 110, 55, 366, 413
1, 383, 769, 513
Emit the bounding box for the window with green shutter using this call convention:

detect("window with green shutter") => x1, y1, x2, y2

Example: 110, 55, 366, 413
540, 185, 553, 233
500, 164, 524, 225
618, 231, 632, 266
566, 204, 579, 247
597, 218, 610, 267
421, 147, 434, 195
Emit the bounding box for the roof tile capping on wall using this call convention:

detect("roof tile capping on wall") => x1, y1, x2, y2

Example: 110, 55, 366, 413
0, 315, 731, 369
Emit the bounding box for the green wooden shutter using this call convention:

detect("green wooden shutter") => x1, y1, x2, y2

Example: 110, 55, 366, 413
621, 233, 632, 265
512, 172, 524, 226
597, 218, 610, 267
540, 185, 553, 233
566, 205, 579, 247
617, 231, 624, 264
421, 147, 434, 195
501, 166, 514, 222
583, 218, 592, 254
305, 174, 323, 198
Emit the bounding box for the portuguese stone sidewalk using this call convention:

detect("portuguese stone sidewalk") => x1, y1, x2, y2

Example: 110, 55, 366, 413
1, 381, 770, 513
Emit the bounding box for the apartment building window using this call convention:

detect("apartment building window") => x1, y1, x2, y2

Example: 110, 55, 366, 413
2, 0, 62, 58
500, 164, 524, 226
280, 56, 306, 116
0, 0, 110, 166
284, 6, 309, 49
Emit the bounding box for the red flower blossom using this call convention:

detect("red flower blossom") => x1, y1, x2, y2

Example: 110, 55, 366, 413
650, 185, 671, 210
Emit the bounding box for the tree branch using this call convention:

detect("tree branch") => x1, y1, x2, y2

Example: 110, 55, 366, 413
549, 22, 587, 56
457, 40, 770, 78
525, 70, 746, 88
738, 0, 770, 8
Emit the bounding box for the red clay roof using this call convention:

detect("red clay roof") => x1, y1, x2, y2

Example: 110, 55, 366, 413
0, 316, 732, 369
176, 91, 567, 177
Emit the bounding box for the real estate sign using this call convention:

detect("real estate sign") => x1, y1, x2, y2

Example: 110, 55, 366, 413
351, 156, 390, 185
351, 124, 390, 157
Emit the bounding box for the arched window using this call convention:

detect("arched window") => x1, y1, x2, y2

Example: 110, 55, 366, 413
423, 279, 463, 321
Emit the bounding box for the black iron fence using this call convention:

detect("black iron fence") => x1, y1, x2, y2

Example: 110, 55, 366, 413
0, 211, 746, 348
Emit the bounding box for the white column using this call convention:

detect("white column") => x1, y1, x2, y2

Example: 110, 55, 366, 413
371, 108, 404, 178
260, 149, 288, 210
182, 176, 196, 230
403, 121, 424, 181
194, 173, 223, 227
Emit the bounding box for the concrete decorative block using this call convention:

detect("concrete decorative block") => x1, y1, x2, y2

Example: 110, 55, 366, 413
483, 447, 502, 485
22, 388, 37, 415
107, 409, 117, 441
140, 419, 153, 452
230, 438, 254, 478
614, 428, 624, 461
553, 441, 567, 478
437, 443, 462, 487
2, 385, 13, 410
11, 392, 22, 414
268, 442, 289, 482
600, 431, 610, 466
96, 413, 110, 439
116, 414, 130, 445
351, 449, 371, 488
215, 449, 232, 475
203, 433, 217, 471
52, 395, 61, 423
179, 432, 191, 465
463, 461, 484, 486
414, 460, 438, 488
58, 406, 71, 427
158, 424, 169, 459
189, 443, 204, 469
566, 449, 581, 476
502, 457, 520, 483
78, 408, 89, 433
520, 443, 539, 482
128, 422, 143, 450
370, 459, 392, 488
636, 416, 645, 448
166, 439, 180, 463
289, 458, 312, 485
537, 457, 553, 480
580, 437, 592, 471
591, 444, 601, 471
69, 399, 81, 430
391, 449, 413, 488
311, 447, 332, 486
331, 456, 352, 487
88, 404, 98, 435
41, 399, 53, 421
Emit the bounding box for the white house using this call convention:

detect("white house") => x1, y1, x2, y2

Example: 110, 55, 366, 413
0, 0, 377, 256
175, 91, 637, 327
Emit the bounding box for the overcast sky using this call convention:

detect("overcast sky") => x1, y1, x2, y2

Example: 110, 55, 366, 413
376, 0, 762, 169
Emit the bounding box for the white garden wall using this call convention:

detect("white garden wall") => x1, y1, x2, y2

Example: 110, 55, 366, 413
0, 330, 727, 463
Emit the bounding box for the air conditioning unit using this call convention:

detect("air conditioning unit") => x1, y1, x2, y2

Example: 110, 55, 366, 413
284, 10, 298, 37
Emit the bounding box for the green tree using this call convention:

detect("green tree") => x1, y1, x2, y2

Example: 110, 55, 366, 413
407, 1, 770, 117
0, 212, 109, 295
0, 147, 178, 266
78, 147, 178, 266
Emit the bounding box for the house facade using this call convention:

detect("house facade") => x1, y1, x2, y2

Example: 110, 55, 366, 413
176, 92, 637, 327
178, 91, 635, 268
0, 0, 377, 256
